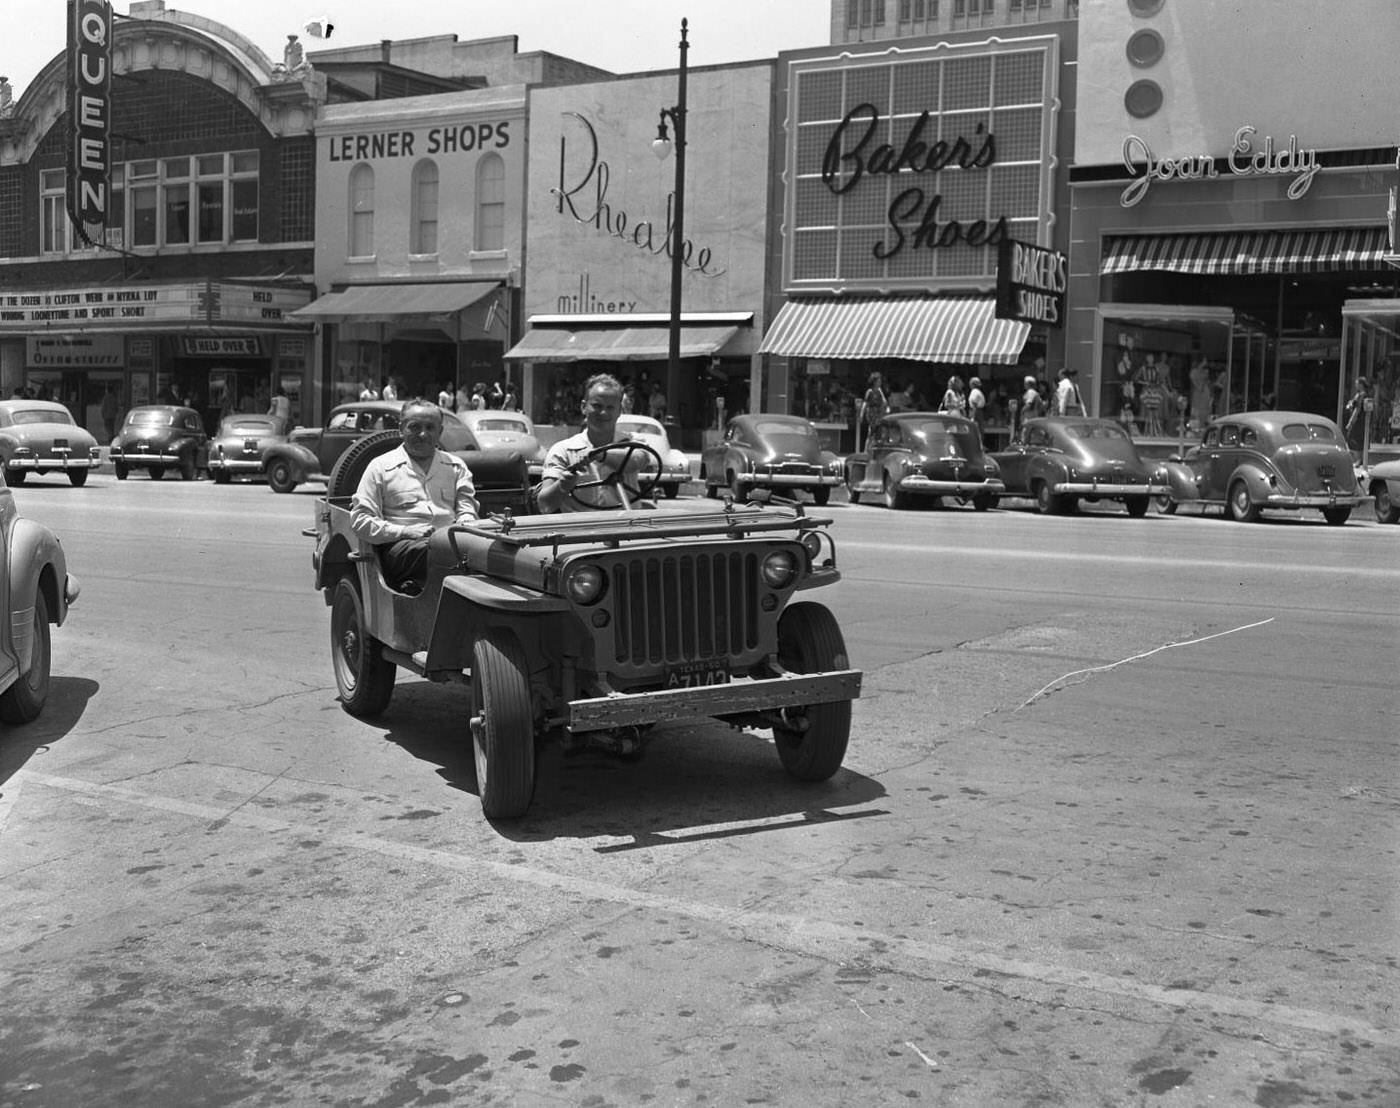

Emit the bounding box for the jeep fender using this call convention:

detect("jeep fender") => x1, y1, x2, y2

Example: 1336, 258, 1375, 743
424, 576, 571, 673
1158, 460, 1201, 502
263, 441, 319, 481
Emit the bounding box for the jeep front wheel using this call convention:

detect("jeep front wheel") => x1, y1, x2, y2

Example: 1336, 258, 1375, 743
330, 577, 395, 717
772, 602, 851, 782
469, 629, 536, 819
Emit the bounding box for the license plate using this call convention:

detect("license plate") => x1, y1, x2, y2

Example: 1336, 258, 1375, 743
665, 659, 730, 689
1316, 464, 1335, 478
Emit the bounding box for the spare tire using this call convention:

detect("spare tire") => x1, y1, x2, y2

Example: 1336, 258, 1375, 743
327, 429, 401, 499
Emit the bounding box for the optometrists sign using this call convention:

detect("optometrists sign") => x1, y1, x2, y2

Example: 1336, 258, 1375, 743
67, 0, 113, 246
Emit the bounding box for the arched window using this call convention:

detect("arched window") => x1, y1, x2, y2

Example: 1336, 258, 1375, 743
475, 153, 505, 252
348, 163, 374, 256
410, 159, 439, 255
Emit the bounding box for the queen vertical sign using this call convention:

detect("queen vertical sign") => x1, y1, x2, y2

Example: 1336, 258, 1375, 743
67, 0, 113, 247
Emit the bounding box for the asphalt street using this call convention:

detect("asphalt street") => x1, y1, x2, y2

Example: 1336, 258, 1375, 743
1, 474, 1396, 1107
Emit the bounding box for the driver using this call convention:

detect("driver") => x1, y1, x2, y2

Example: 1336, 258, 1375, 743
536, 374, 651, 513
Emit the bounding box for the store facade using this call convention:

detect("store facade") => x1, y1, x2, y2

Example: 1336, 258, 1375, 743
292, 87, 526, 416
1066, 0, 1400, 457
508, 63, 773, 448
761, 24, 1077, 450
0, 0, 320, 437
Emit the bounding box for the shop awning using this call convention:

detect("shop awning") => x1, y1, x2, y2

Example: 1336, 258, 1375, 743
289, 281, 500, 323
1101, 226, 1389, 276
757, 296, 1030, 363
504, 324, 739, 362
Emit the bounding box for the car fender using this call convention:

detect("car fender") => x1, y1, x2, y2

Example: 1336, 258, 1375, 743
1229, 462, 1279, 500
1027, 454, 1070, 492
0, 434, 18, 463
8, 517, 72, 634
262, 441, 319, 480
1158, 460, 1201, 501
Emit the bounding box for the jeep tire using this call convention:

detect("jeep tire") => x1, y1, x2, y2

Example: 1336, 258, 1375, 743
772, 602, 850, 782
470, 629, 536, 819
327, 429, 402, 499
330, 577, 395, 717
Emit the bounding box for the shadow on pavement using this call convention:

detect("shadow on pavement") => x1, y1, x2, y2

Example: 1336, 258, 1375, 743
0, 676, 100, 787
378, 680, 888, 843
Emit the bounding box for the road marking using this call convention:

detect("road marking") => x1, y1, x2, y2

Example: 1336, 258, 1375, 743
16, 769, 1399, 1047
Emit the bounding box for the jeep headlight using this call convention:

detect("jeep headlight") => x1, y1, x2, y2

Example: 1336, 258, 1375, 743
761, 550, 798, 589
563, 563, 606, 605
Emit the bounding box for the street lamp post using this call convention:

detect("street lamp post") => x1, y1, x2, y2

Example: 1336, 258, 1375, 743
652, 18, 688, 430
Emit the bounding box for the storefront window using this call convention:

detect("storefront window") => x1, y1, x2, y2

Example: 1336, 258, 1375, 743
1099, 304, 1233, 438
1340, 301, 1400, 457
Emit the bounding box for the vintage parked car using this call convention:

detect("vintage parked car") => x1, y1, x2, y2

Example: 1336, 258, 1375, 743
1157, 411, 1367, 525
261, 401, 480, 494
454, 409, 546, 477
844, 411, 1004, 510
700, 414, 843, 505
0, 400, 101, 488
1365, 457, 1400, 524
312, 434, 861, 820
990, 416, 1167, 516
616, 414, 692, 498
0, 470, 80, 723
207, 414, 291, 484
109, 405, 210, 481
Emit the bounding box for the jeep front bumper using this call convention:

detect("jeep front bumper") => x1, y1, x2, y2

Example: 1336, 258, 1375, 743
568, 668, 862, 732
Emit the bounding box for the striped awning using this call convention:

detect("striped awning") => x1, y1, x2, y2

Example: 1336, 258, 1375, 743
504, 324, 738, 362
758, 297, 1030, 364
1101, 227, 1389, 276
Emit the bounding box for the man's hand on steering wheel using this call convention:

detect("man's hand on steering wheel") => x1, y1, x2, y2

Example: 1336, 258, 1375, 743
567, 440, 664, 509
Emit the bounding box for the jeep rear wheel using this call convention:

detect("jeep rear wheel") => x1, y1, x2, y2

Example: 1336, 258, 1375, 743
330, 577, 395, 717
469, 630, 536, 819
0, 589, 51, 724
772, 602, 851, 782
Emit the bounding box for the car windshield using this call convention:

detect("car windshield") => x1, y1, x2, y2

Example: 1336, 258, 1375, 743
1063, 422, 1130, 442
474, 418, 529, 433
10, 407, 75, 426
127, 411, 173, 427
906, 418, 972, 440
752, 420, 816, 440
1281, 422, 1341, 443
224, 418, 277, 434
617, 419, 659, 436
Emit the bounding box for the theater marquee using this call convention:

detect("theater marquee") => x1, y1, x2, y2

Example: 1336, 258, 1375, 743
782, 36, 1060, 294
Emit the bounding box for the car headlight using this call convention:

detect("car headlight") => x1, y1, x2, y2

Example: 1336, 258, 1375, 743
761, 550, 798, 589
563, 563, 606, 605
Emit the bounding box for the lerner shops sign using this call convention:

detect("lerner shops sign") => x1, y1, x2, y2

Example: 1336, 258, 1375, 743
783, 37, 1060, 293
1120, 126, 1320, 208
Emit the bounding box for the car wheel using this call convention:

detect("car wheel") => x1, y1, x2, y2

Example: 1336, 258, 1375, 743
1228, 479, 1259, 522
1154, 494, 1177, 515
114, 461, 128, 480
180, 453, 197, 481
212, 469, 232, 485
811, 486, 831, 506
470, 629, 536, 820
267, 458, 296, 494
972, 492, 994, 512
1322, 506, 1352, 526
6, 468, 25, 487
66, 469, 88, 487
1034, 480, 1059, 515
148, 466, 165, 481
1374, 483, 1400, 524
728, 470, 748, 503
772, 602, 851, 782
664, 482, 679, 499
1125, 496, 1150, 518
330, 577, 395, 717
882, 474, 908, 510
0, 589, 51, 724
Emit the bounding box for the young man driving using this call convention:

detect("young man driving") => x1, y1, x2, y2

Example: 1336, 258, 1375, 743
536, 374, 650, 513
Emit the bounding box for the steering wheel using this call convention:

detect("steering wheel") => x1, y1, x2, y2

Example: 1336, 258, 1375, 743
568, 440, 664, 510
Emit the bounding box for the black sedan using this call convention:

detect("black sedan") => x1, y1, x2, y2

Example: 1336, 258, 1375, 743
699, 414, 843, 504
844, 412, 1004, 510
109, 405, 210, 481
990, 417, 1166, 516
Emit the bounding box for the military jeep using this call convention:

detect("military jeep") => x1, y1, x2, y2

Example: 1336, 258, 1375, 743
311, 431, 861, 819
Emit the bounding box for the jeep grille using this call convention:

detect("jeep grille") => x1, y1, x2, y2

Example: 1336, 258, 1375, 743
611, 552, 759, 664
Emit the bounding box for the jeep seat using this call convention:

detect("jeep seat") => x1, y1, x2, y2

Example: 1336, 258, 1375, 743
459, 447, 530, 516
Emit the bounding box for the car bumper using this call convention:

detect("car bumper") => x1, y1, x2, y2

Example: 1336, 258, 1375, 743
113, 452, 181, 465
1055, 482, 1167, 497
568, 668, 862, 732
1263, 491, 1368, 509
742, 473, 843, 488
897, 475, 1005, 495
208, 456, 264, 473
8, 456, 99, 469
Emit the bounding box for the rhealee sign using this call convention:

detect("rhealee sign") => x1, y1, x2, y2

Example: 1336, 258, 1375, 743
67, 0, 113, 247
995, 238, 1067, 327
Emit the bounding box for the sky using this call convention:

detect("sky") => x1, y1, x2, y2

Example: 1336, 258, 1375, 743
3, 0, 833, 98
